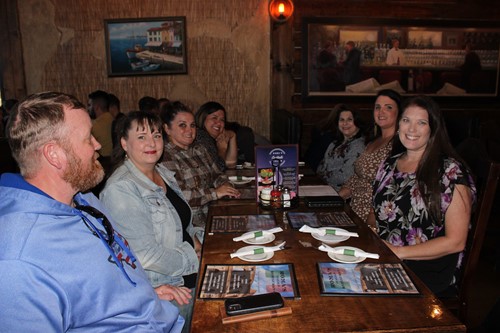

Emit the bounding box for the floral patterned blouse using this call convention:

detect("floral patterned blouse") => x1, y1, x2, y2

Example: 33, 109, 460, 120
316, 136, 365, 191
343, 140, 392, 221
372, 153, 476, 294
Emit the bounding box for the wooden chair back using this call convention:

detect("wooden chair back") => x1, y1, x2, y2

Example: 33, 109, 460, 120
442, 161, 500, 324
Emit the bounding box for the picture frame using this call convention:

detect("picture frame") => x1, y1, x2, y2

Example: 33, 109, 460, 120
302, 17, 500, 99
104, 17, 187, 77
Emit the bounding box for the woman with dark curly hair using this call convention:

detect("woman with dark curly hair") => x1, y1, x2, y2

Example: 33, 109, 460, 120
316, 104, 366, 191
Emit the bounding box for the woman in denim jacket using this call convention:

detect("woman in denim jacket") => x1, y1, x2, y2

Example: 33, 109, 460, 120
100, 111, 203, 331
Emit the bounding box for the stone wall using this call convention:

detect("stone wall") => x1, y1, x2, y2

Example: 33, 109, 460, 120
13, 0, 271, 138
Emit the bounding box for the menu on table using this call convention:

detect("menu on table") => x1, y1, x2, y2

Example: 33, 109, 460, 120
286, 211, 355, 229
210, 214, 276, 233
317, 262, 420, 296
255, 145, 299, 202
199, 264, 299, 299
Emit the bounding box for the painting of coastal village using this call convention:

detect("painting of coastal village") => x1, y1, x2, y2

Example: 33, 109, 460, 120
105, 17, 187, 76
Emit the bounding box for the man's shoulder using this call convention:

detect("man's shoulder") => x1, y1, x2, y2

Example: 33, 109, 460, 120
93, 112, 114, 127
0, 190, 71, 260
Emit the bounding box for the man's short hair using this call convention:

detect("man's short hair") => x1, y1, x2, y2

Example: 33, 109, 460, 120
138, 96, 159, 113
88, 90, 109, 111
7, 92, 85, 177
108, 93, 120, 109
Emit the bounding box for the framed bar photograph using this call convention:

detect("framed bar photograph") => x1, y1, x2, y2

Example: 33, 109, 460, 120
104, 17, 187, 77
302, 17, 500, 99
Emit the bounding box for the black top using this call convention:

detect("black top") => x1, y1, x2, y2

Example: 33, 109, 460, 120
165, 182, 197, 288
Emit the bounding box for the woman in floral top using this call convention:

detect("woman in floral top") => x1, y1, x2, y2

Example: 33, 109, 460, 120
339, 89, 402, 222
316, 105, 366, 191
369, 95, 476, 295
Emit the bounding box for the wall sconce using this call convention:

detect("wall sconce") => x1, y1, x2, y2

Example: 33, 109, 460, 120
268, 0, 294, 24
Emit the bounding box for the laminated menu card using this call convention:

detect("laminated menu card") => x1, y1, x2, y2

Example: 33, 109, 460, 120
287, 211, 355, 229
210, 214, 277, 233
317, 262, 419, 295
199, 264, 299, 299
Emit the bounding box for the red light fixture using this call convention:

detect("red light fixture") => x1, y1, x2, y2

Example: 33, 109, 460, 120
269, 0, 294, 23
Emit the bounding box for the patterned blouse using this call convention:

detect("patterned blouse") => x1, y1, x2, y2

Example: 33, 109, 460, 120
316, 136, 365, 191
343, 140, 392, 221
372, 154, 476, 294
162, 141, 229, 228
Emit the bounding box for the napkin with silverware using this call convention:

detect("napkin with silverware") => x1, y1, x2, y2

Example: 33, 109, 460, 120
318, 244, 379, 259
230, 241, 286, 258
232, 227, 284, 242
299, 225, 358, 238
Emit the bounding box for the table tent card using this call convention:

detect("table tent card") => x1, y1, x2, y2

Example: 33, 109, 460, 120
255, 145, 299, 205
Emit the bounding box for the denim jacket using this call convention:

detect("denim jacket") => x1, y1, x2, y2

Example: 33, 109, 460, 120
100, 159, 203, 287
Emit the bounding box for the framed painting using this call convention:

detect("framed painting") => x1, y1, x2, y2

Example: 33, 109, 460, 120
104, 17, 187, 77
302, 17, 500, 99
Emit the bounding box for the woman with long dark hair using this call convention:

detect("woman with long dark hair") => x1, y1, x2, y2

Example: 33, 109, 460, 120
195, 101, 238, 170
369, 95, 476, 295
339, 89, 402, 222
161, 101, 240, 228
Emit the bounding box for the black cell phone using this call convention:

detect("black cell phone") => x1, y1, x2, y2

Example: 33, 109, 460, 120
224, 292, 284, 316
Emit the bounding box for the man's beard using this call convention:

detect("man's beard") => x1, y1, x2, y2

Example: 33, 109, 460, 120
62, 145, 105, 193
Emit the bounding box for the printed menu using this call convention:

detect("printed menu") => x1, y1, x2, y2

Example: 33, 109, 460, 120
199, 264, 299, 299
287, 211, 355, 229
209, 215, 277, 233
317, 262, 419, 295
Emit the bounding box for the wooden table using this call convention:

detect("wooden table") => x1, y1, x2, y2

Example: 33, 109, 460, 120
190, 201, 466, 332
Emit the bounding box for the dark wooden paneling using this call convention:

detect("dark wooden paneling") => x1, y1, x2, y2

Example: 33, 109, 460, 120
0, 0, 26, 100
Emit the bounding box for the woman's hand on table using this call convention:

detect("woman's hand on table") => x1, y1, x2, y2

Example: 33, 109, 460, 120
338, 186, 351, 200
216, 183, 241, 199
155, 285, 192, 305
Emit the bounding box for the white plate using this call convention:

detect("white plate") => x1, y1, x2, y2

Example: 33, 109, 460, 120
327, 246, 366, 264
243, 163, 255, 169
241, 231, 276, 245
311, 227, 350, 244
229, 176, 254, 185
235, 246, 274, 262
